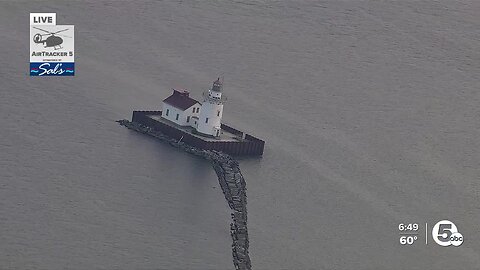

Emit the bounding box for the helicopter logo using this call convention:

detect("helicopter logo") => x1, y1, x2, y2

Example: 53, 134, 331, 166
32, 26, 72, 50
30, 13, 75, 76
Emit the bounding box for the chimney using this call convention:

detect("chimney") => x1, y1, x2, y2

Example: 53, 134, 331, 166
173, 88, 189, 97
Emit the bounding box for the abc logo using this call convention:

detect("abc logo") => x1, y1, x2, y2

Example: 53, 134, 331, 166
432, 220, 463, 247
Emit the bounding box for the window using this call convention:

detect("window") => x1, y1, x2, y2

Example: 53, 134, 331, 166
196, 108, 199, 113
187, 116, 190, 123
176, 114, 179, 120
192, 107, 195, 113
205, 117, 209, 123
217, 110, 220, 116
166, 109, 169, 116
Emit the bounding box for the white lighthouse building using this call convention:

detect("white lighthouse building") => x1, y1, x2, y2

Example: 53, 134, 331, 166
161, 78, 226, 137
197, 78, 225, 137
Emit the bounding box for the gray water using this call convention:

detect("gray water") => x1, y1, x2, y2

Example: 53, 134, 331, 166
1, 1, 480, 269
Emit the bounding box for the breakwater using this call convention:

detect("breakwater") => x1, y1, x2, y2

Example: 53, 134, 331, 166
117, 119, 252, 270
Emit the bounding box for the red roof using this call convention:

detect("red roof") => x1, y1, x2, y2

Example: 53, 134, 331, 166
163, 89, 199, 110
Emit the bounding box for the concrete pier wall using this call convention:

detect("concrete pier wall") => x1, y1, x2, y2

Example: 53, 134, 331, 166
132, 111, 265, 156
117, 119, 252, 270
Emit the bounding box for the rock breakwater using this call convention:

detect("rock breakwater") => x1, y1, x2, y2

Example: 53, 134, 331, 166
117, 119, 252, 270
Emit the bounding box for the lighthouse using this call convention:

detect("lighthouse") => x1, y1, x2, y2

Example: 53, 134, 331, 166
126, 76, 265, 155
196, 78, 225, 137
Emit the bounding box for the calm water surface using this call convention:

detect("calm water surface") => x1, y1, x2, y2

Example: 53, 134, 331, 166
1, 1, 479, 269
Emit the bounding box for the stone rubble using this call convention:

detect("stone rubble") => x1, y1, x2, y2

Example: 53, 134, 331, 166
117, 119, 252, 270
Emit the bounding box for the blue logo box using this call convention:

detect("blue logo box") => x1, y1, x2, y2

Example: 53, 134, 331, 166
30, 62, 75, 76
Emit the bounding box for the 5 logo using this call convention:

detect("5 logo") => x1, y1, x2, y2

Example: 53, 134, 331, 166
432, 220, 463, 247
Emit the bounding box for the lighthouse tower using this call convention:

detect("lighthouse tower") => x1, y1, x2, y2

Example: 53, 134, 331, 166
196, 78, 225, 137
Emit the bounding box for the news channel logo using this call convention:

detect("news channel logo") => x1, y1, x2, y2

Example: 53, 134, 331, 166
432, 220, 463, 247
30, 13, 74, 76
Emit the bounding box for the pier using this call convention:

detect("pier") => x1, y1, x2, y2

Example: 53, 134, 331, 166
117, 119, 252, 270
131, 111, 265, 156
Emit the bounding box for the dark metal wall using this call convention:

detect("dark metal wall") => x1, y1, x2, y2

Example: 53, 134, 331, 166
132, 111, 265, 156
